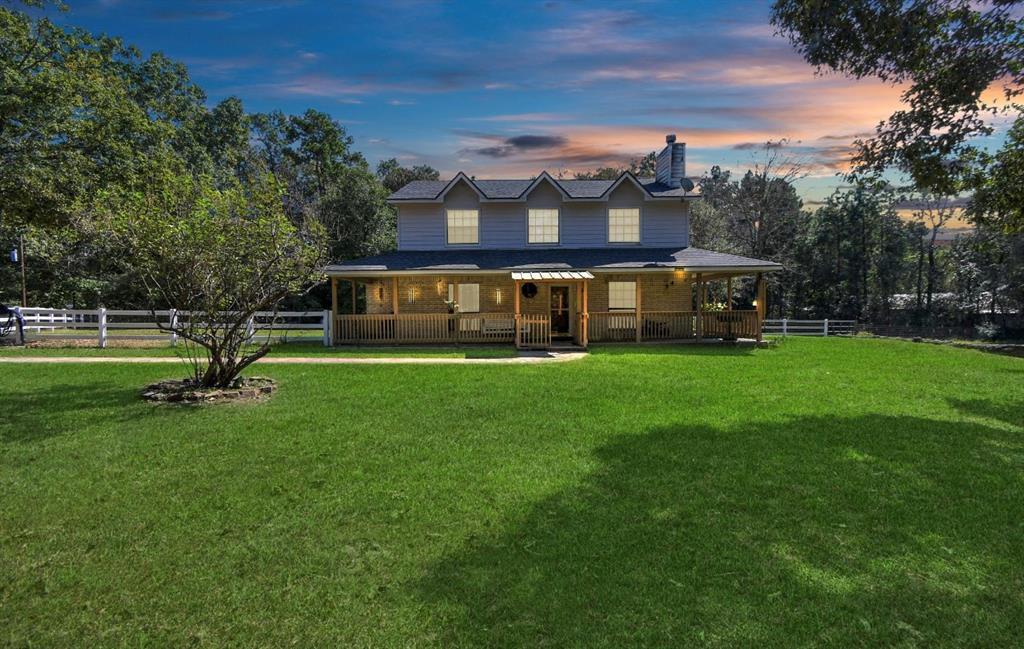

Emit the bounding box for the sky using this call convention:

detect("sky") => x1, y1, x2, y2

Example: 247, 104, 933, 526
48, 0, 963, 202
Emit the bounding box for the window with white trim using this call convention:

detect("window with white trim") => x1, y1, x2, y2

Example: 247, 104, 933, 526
448, 283, 480, 312
528, 208, 559, 244
608, 281, 637, 311
446, 209, 479, 244
608, 208, 640, 243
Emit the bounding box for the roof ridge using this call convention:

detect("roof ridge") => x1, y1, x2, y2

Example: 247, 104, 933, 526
388, 169, 698, 200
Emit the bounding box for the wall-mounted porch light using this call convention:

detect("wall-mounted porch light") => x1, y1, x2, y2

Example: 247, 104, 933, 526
407, 286, 417, 303
495, 288, 503, 305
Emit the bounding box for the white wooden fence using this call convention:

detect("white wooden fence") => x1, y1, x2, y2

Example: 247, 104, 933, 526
10, 308, 857, 347
762, 319, 857, 336
17, 307, 333, 347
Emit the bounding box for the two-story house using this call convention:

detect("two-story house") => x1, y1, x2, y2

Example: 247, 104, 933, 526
326, 134, 781, 349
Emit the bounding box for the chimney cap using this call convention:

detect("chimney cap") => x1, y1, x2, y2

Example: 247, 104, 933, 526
666, 133, 677, 144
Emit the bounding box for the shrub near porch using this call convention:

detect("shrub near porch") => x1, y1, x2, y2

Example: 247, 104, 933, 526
1, 337, 1022, 647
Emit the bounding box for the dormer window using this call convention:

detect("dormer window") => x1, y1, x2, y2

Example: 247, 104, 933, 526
528, 208, 559, 244
608, 208, 640, 243
446, 209, 479, 245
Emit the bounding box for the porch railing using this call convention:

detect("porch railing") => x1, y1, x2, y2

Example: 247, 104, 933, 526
335, 313, 522, 345
641, 311, 696, 340
517, 314, 551, 349
588, 310, 760, 343
588, 312, 638, 342
333, 310, 759, 346
702, 310, 760, 339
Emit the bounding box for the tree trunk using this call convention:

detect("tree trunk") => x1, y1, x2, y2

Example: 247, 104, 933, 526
915, 237, 924, 321
926, 227, 939, 320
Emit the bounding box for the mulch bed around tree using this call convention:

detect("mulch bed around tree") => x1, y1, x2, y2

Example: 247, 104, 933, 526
141, 377, 276, 403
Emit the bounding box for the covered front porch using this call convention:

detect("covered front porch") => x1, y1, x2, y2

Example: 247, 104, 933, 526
327, 269, 769, 350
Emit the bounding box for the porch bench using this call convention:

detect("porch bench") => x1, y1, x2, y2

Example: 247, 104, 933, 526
482, 318, 515, 334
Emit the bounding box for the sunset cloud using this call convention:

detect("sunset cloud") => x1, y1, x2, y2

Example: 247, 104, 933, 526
68, 0, 1013, 202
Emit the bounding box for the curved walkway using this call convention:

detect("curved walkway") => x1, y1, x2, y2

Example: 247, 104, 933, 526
0, 351, 588, 365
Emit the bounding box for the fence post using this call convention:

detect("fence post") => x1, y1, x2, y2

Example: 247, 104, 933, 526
97, 307, 107, 348
782, 318, 788, 337
169, 309, 178, 346
823, 318, 829, 337
322, 309, 331, 347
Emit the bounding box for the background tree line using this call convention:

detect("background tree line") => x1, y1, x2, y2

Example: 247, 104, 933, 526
0, 1, 438, 310
690, 151, 1023, 334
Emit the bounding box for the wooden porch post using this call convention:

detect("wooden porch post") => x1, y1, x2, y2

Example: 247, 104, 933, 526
727, 276, 733, 310
514, 279, 521, 348
330, 277, 338, 345
635, 274, 643, 343
695, 273, 703, 340
582, 280, 589, 347
756, 272, 766, 343
392, 276, 400, 343
574, 282, 581, 345
350, 279, 357, 315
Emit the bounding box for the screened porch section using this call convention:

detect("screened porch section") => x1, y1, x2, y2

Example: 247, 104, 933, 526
329, 270, 767, 349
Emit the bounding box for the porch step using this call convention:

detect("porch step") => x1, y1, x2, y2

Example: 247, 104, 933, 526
548, 342, 586, 351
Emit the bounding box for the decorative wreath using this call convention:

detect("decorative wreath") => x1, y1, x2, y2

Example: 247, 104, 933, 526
520, 282, 538, 299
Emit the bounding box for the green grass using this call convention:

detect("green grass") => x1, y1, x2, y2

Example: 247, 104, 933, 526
0, 342, 517, 358
2, 338, 1022, 647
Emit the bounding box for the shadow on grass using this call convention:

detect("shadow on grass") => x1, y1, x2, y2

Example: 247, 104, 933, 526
0, 369, 222, 443
0, 381, 145, 443
948, 398, 1024, 431
417, 413, 1024, 647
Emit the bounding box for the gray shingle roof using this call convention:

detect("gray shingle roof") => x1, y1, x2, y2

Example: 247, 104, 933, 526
387, 173, 699, 201
328, 247, 781, 273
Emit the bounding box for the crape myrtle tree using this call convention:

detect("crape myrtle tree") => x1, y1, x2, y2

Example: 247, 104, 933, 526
108, 171, 327, 388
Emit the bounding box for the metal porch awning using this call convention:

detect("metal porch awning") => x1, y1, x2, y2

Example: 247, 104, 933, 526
510, 270, 594, 281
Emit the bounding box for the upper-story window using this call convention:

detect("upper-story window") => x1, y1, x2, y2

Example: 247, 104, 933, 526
608, 208, 640, 243
528, 208, 559, 244
446, 209, 479, 245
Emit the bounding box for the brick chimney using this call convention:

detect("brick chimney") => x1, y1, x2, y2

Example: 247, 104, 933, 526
655, 133, 686, 188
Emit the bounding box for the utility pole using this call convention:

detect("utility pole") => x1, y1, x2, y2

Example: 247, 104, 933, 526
19, 234, 27, 308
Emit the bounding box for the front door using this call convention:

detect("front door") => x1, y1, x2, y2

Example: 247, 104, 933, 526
550, 286, 571, 336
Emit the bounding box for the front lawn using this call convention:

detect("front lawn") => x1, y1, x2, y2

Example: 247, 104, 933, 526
2, 338, 1022, 647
